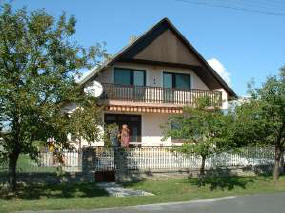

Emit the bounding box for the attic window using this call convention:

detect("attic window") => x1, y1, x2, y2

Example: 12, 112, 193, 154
163, 72, 191, 90
114, 68, 146, 86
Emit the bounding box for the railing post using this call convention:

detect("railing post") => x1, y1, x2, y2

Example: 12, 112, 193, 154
101, 83, 223, 107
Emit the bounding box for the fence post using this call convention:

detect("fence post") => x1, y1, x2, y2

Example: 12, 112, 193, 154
82, 147, 96, 182
115, 147, 131, 182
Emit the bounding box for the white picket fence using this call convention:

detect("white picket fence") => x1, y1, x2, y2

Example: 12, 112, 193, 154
3, 147, 275, 174
38, 151, 82, 172
94, 146, 276, 171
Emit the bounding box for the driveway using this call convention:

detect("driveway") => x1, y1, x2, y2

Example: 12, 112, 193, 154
19, 192, 285, 213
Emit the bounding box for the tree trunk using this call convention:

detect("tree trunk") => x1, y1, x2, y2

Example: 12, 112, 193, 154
273, 145, 282, 182
200, 156, 206, 176
8, 152, 20, 191
280, 151, 284, 175
79, 137, 82, 150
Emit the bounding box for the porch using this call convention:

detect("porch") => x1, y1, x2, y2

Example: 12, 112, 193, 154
104, 113, 172, 147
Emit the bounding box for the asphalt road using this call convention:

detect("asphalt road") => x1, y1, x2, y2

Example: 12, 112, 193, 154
20, 192, 285, 213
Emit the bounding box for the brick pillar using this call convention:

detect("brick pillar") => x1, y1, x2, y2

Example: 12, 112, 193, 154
82, 147, 96, 182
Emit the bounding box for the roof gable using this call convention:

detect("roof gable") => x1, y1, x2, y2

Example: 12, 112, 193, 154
80, 18, 237, 98
133, 29, 201, 66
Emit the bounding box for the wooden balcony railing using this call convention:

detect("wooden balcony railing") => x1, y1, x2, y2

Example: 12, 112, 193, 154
101, 83, 222, 107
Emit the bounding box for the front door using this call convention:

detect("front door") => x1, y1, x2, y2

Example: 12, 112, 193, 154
104, 114, 142, 144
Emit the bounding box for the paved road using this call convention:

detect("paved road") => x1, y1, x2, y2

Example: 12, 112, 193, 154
20, 192, 285, 213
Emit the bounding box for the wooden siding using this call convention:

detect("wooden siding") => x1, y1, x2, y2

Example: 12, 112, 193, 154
134, 29, 201, 66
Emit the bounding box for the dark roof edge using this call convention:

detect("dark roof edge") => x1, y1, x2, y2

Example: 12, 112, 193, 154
162, 18, 237, 98
80, 17, 237, 98
78, 18, 168, 86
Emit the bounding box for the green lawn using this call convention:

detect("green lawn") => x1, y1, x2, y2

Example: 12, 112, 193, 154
0, 154, 57, 173
1, 176, 285, 213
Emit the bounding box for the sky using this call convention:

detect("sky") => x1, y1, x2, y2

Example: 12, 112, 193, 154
9, 0, 285, 96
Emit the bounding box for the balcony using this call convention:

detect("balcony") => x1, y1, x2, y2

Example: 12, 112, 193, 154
101, 83, 222, 109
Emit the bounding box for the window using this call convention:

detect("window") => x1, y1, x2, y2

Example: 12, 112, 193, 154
114, 68, 146, 86
133, 70, 145, 86
175, 73, 190, 90
114, 68, 131, 85
163, 72, 191, 90
163, 73, 172, 89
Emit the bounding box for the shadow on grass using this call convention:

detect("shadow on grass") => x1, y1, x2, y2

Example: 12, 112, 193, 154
121, 179, 144, 188
188, 168, 254, 191
0, 182, 109, 200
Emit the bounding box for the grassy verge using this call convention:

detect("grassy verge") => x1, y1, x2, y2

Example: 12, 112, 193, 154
1, 176, 285, 213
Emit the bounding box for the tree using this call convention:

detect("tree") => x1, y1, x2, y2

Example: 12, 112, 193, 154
163, 97, 232, 176
67, 103, 104, 150
0, 4, 105, 190
230, 68, 285, 182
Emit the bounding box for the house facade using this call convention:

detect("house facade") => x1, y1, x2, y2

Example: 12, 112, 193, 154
78, 18, 236, 147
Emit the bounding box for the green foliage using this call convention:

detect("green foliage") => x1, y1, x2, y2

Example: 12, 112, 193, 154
163, 97, 232, 173
68, 103, 118, 148
0, 4, 106, 187
1, 177, 284, 212
230, 68, 284, 147
229, 67, 285, 180
67, 102, 104, 147
102, 123, 119, 147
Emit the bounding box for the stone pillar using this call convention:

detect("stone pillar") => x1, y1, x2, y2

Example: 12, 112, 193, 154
82, 147, 96, 182
115, 147, 131, 182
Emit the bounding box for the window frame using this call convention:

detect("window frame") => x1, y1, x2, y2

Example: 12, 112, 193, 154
163, 71, 191, 90
114, 67, 146, 86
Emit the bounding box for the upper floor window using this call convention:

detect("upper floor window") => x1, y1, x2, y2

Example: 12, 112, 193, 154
114, 68, 146, 86
163, 72, 191, 90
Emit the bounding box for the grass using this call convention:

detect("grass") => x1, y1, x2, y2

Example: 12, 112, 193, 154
0, 182, 108, 200
0, 176, 285, 213
0, 154, 57, 173
16, 155, 57, 173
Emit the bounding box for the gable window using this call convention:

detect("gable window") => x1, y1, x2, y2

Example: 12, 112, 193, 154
163, 72, 191, 90
114, 68, 146, 86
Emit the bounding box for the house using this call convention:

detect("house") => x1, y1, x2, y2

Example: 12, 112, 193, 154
78, 17, 237, 147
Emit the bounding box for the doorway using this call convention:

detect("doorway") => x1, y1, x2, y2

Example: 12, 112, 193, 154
104, 114, 142, 143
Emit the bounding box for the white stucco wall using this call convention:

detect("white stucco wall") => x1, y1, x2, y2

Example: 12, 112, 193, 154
141, 113, 171, 146
82, 62, 230, 147
94, 62, 209, 91
94, 67, 113, 83
67, 133, 104, 150
64, 103, 171, 148
94, 63, 229, 107
99, 112, 171, 147
214, 88, 228, 110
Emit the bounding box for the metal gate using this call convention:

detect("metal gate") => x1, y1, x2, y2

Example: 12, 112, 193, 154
94, 147, 116, 182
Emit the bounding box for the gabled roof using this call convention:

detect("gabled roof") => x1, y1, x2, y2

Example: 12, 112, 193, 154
80, 18, 237, 98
